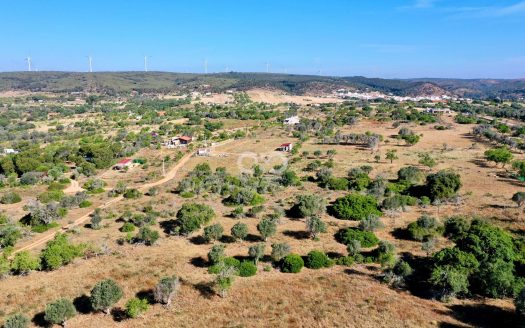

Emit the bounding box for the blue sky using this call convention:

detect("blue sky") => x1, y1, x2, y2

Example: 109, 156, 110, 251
1, 0, 524, 78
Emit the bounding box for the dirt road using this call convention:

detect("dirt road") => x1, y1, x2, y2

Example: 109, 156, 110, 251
13, 139, 236, 255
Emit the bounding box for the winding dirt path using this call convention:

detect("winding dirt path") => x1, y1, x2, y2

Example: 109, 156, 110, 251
13, 139, 236, 255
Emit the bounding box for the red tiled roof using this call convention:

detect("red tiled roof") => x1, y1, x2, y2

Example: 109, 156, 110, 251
117, 158, 132, 165
179, 136, 192, 141
280, 143, 292, 147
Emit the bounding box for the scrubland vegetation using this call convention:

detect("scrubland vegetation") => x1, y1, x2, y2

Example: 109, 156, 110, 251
1, 87, 525, 327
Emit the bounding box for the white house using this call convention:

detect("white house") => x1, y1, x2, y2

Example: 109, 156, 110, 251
3, 149, 19, 155
284, 116, 300, 125
278, 143, 293, 152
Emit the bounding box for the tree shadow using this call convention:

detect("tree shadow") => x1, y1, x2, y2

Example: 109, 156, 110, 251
159, 219, 178, 235
220, 235, 236, 243
190, 256, 209, 268
282, 230, 310, 240
193, 281, 215, 299
73, 294, 92, 314
31, 312, 47, 327
439, 304, 519, 328
399, 252, 434, 299
136, 289, 155, 304
245, 233, 262, 242
391, 227, 412, 241
111, 307, 128, 322
189, 235, 208, 245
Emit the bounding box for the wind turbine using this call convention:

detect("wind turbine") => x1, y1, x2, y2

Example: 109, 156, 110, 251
25, 56, 32, 72
144, 56, 149, 72
87, 56, 93, 73
266, 61, 270, 73
204, 59, 208, 74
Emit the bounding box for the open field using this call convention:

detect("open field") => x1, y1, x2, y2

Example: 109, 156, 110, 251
1, 89, 525, 328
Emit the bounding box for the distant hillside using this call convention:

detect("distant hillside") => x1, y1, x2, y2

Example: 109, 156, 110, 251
0, 71, 523, 99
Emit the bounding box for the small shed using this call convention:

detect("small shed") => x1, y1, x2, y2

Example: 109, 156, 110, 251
179, 136, 192, 145
114, 158, 133, 170
278, 143, 293, 152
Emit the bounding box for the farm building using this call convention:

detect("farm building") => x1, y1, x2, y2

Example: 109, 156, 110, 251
278, 143, 293, 152
284, 116, 300, 125
114, 158, 133, 170
179, 136, 192, 145
423, 108, 452, 115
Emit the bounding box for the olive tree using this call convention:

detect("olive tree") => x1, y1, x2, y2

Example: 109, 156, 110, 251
231, 222, 248, 241
90, 279, 123, 314
44, 298, 76, 327
305, 216, 327, 239
153, 275, 180, 307
248, 243, 265, 264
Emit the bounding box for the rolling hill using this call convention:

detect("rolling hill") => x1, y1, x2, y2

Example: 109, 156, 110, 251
0, 71, 523, 99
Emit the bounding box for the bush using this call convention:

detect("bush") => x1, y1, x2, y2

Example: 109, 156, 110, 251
125, 297, 149, 318
281, 254, 304, 273
3, 313, 29, 328
248, 243, 265, 264
40, 233, 85, 270
426, 170, 462, 201
305, 216, 327, 239
0, 192, 21, 204
238, 261, 257, 277
231, 222, 248, 241
337, 228, 379, 248
290, 194, 326, 218
358, 215, 383, 232
331, 194, 382, 220
444, 216, 470, 241
79, 200, 92, 208
123, 188, 142, 199
305, 250, 333, 269
326, 177, 349, 190
176, 203, 215, 235
44, 298, 76, 326
208, 244, 226, 265
133, 227, 160, 246
336, 256, 355, 266
271, 243, 291, 261
397, 166, 425, 185
204, 224, 224, 243
382, 195, 417, 211
154, 275, 180, 306
0, 225, 22, 248
121, 222, 136, 232
257, 217, 277, 241
406, 215, 442, 241
37, 190, 65, 203
90, 279, 123, 314
11, 251, 40, 274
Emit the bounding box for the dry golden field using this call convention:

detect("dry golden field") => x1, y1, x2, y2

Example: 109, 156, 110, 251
2, 111, 525, 328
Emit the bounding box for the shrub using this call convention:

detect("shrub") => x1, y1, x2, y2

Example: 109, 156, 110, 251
11, 251, 40, 274
83, 179, 106, 193
176, 203, 215, 235
3, 313, 29, 328
290, 194, 326, 218
238, 261, 257, 277
0, 192, 21, 204
208, 244, 226, 265
246, 205, 264, 218
305, 250, 333, 269
40, 233, 85, 270
204, 224, 224, 243
406, 215, 442, 241
79, 200, 92, 208
121, 222, 136, 232
336, 256, 355, 266
0, 224, 22, 248
280, 169, 301, 187
37, 190, 65, 203
281, 254, 304, 273
123, 188, 142, 199
484, 147, 513, 167
248, 243, 265, 264
134, 227, 160, 246
376, 241, 396, 268
331, 194, 382, 220
231, 222, 248, 241
444, 216, 470, 241
90, 279, 123, 314
358, 215, 383, 232
326, 177, 349, 190
44, 298, 76, 326
382, 195, 417, 211
512, 192, 525, 207
125, 297, 149, 318
257, 217, 276, 241
397, 166, 425, 185
154, 275, 180, 306
337, 228, 379, 248
346, 239, 361, 257
271, 243, 291, 261
426, 170, 462, 201
215, 263, 236, 298
305, 216, 327, 239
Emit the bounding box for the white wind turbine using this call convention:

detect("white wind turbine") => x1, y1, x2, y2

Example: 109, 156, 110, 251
26, 56, 32, 72
87, 56, 93, 72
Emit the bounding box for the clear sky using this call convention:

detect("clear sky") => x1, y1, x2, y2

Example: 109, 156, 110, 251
1, 0, 524, 78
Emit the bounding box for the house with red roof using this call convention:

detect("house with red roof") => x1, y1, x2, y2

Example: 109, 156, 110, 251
278, 143, 293, 152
